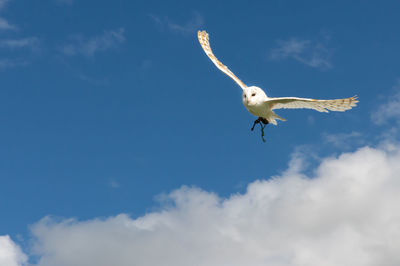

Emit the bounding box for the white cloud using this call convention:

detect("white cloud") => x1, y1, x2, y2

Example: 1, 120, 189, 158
270, 37, 333, 69
0, 235, 27, 266
61, 28, 125, 57
371, 80, 400, 125
150, 12, 204, 35
27, 143, 400, 266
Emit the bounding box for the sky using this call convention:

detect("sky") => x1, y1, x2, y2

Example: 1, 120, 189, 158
1, 0, 400, 265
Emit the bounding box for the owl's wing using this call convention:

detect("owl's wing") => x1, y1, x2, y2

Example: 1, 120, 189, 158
198, 30, 247, 90
266, 96, 358, 112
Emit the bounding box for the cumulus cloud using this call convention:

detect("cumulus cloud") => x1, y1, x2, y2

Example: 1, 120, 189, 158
60, 28, 125, 57
150, 12, 204, 35
371, 80, 400, 125
0, 235, 27, 266
25, 143, 400, 266
270, 37, 333, 69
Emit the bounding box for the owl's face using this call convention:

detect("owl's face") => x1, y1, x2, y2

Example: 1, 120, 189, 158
243, 86, 267, 106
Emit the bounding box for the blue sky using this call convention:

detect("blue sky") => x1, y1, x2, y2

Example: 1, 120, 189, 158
1, 1, 400, 265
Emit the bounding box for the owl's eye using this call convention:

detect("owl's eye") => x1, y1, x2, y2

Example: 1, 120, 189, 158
244, 95, 246, 98
251, 93, 256, 97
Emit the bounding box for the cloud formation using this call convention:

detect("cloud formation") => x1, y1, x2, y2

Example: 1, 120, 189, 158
0, 0, 9, 9
0, 235, 27, 266
150, 12, 204, 35
61, 28, 125, 57
0, 58, 28, 69
0, 0, 16, 30
323, 131, 363, 148
0, 1, 39, 69
23, 142, 400, 266
0, 38, 38, 69
0, 17, 15, 30
270, 37, 333, 69
0, 37, 39, 49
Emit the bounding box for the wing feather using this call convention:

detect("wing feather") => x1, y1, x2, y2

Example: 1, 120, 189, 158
198, 30, 247, 90
266, 96, 359, 113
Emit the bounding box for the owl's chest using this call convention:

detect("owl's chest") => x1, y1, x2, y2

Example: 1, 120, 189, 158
244, 102, 270, 117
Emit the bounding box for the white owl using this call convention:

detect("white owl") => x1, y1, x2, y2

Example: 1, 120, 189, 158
198, 30, 358, 141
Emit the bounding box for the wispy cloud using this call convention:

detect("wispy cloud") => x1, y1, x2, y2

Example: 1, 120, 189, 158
76, 73, 109, 86
150, 12, 204, 35
270, 36, 333, 69
0, 0, 16, 31
0, 0, 10, 10
0, 37, 39, 70
109, 179, 120, 189
0, 58, 28, 69
0, 17, 15, 30
323, 131, 363, 148
60, 28, 125, 57
0, 37, 39, 49
0, 1, 38, 69
371, 79, 400, 125
0, 0, 17, 30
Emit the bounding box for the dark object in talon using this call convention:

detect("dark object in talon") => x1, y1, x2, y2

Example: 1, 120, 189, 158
251, 117, 269, 142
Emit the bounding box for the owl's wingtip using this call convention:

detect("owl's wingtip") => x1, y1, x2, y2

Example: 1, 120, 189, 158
198, 30, 208, 36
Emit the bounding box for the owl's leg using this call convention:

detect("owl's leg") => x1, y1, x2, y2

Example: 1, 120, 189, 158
251, 117, 269, 142
251, 118, 261, 131
251, 117, 269, 131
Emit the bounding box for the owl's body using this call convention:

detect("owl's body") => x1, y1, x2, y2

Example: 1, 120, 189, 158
197, 30, 358, 129
241, 86, 284, 125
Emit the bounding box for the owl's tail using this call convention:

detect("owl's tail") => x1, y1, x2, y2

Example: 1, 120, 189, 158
267, 112, 287, 125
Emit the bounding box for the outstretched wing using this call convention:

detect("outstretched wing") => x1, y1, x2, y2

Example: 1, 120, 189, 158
198, 30, 247, 90
266, 96, 358, 112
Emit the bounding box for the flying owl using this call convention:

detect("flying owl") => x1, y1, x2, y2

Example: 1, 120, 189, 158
197, 30, 358, 141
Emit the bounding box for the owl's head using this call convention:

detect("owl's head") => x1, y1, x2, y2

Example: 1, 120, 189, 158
243, 86, 267, 106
